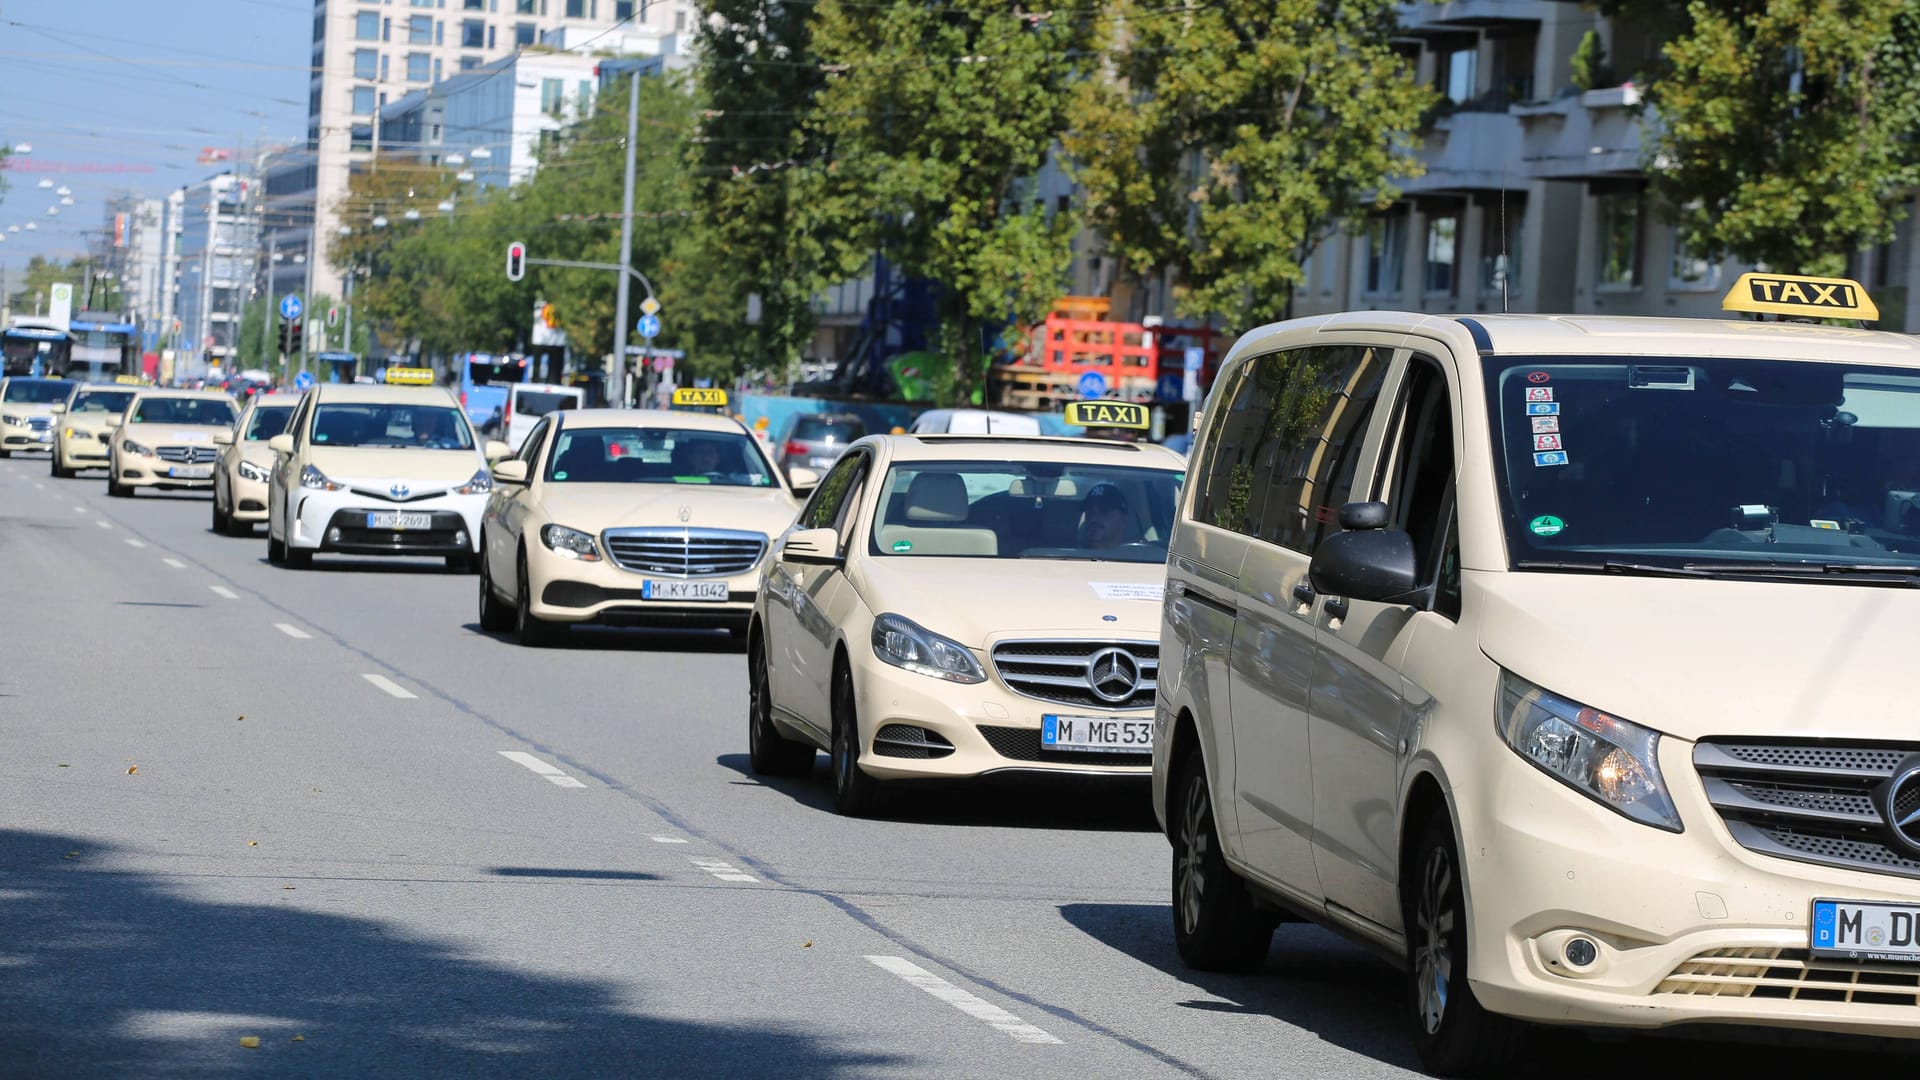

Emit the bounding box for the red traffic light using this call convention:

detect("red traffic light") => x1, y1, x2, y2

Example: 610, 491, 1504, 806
506, 241, 527, 282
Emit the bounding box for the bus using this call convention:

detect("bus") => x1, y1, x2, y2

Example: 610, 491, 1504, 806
66, 315, 140, 383
458, 352, 531, 440
315, 351, 360, 384
3, 321, 74, 377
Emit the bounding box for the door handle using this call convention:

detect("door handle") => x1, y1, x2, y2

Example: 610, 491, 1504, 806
1290, 582, 1316, 606
1323, 596, 1349, 621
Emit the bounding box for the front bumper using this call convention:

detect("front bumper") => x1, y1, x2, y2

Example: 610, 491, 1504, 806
3, 423, 54, 450
526, 545, 759, 629
58, 431, 111, 468
1461, 734, 1920, 1037
117, 451, 215, 489
288, 489, 483, 557
228, 469, 270, 522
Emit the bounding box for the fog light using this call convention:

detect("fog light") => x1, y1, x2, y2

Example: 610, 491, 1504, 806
328, 527, 342, 544
1564, 937, 1598, 968
454, 530, 468, 547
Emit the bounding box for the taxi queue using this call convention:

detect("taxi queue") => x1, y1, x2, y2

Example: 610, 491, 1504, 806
13, 272, 1920, 1077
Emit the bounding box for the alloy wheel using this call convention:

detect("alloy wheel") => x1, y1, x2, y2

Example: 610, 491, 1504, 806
1413, 841, 1455, 1035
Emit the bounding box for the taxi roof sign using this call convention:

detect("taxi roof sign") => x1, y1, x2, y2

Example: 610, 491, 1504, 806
113, 374, 145, 385
1063, 399, 1150, 430
1721, 273, 1878, 322
385, 366, 435, 386
672, 387, 728, 408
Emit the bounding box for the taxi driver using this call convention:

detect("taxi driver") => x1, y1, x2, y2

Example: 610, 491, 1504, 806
1080, 482, 1136, 550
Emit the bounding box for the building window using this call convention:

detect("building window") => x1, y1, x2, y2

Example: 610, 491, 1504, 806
517, 0, 535, 11
675, 10, 685, 31
578, 79, 592, 112
411, 0, 434, 6
407, 52, 431, 82
381, 53, 390, 80
1440, 45, 1476, 106
488, 24, 496, 48
1424, 212, 1459, 295
351, 86, 377, 115
434, 57, 443, 81
461, 18, 484, 46
566, 0, 585, 15
460, 55, 482, 70
1596, 192, 1642, 289
464, 0, 484, 7
515, 21, 535, 45
1668, 222, 1720, 290
1479, 199, 1522, 294
1364, 213, 1407, 295
409, 14, 433, 43
541, 77, 565, 116
353, 48, 378, 80
615, 0, 633, 18
356, 11, 381, 40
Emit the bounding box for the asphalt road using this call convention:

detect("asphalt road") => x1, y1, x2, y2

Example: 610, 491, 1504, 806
2, 451, 1915, 1078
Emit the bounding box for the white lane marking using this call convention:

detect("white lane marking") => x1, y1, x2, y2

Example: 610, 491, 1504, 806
162, 557, 185, 569
864, 955, 1062, 1044
33, 483, 44, 489
95, 519, 111, 529
73, 505, 87, 513
497, 750, 587, 788
210, 586, 238, 600
688, 857, 758, 884
362, 674, 416, 700
273, 623, 311, 640
650, 835, 689, 844
124, 538, 145, 547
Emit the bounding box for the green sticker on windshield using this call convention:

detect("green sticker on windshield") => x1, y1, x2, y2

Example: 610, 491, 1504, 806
1529, 515, 1565, 537
553, 471, 567, 480
891, 539, 913, 552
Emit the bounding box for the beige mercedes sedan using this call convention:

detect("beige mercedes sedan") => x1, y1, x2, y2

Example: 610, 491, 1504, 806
478, 408, 815, 646
746, 432, 1186, 814
50, 384, 138, 477
106, 389, 239, 497
211, 391, 301, 536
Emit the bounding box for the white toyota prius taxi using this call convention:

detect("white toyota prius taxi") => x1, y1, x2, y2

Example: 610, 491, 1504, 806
265, 376, 508, 570
747, 405, 1186, 815
1154, 274, 1920, 1075
477, 401, 814, 645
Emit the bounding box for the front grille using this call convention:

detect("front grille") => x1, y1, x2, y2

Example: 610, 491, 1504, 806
1658, 947, 1920, 1007
1696, 739, 1920, 879
28, 417, 51, 432
873, 724, 955, 760
156, 446, 218, 465
349, 486, 449, 503
977, 725, 1151, 768
990, 639, 1158, 711
602, 527, 766, 577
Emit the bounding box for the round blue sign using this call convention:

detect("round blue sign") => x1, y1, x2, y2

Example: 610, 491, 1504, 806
293, 371, 315, 390
1076, 371, 1108, 399
1156, 373, 1184, 402
636, 313, 661, 339
279, 294, 304, 321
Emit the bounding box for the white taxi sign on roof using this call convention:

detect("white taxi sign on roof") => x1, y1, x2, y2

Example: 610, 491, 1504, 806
1721, 272, 1878, 322
1063, 399, 1150, 430
385, 366, 435, 386
672, 387, 728, 408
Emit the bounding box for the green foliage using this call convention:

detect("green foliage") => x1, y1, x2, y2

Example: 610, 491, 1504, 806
1570, 29, 1613, 92
799, 0, 1095, 406
1068, 0, 1431, 331
5, 254, 96, 315
1646, 1, 1920, 276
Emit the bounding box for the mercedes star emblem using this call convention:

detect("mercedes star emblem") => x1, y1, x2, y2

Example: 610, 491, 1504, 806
678, 504, 692, 523
1879, 753, 1920, 857
1085, 647, 1140, 704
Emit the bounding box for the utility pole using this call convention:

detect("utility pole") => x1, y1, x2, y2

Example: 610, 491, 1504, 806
610, 72, 640, 408
261, 234, 278, 374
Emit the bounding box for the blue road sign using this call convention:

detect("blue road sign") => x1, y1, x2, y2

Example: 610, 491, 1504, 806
1076, 371, 1108, 399
293, 370, 315, 390
636, 313, 661, 339
279, 294, 304, 321
1156, 373, 1184, 402
1184, 346, 1205, 373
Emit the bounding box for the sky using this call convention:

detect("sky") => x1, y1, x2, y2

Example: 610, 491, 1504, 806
0, 0, 310, 282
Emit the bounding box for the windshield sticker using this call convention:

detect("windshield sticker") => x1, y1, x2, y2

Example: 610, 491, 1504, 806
1525, 387, 1554, 402
891, 539, 913, 552
1534, 451, 1570, 467
1526, 371, 1551, 384
1525, 402, 1560, 416
1530, 416, 1560, 434
1534, 433, 1563, 451
1811, 519, 1842, 530
1090, 581, 1164, 602
1528, 515, 1566, 537
553, 470, 568, 480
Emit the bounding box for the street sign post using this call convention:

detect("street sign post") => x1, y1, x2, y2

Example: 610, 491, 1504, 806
639, 296, 660, 316
279, 294, 303, 321
1076, 371, 1108, 399
293, 370, 315, 391
637, 313, 661, 339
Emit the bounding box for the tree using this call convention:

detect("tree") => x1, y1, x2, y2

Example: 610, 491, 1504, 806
800, 0, 1096, 406
1645, 2, 1920, 277
5, 254, 96, 315
1068, 0, 1431, 330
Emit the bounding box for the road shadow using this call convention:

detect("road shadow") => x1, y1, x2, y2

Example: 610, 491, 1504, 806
1059, 901, 1920, 1076
461, 622, 750, 656
715, 753, 1158, 833
0, 829, 899, 1077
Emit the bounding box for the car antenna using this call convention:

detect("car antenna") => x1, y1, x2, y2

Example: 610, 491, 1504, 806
1500, 164, 1510, 313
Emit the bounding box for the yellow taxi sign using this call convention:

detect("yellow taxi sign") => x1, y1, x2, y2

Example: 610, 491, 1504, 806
385, 366, 435, 386
1063, 399, 1150, 430
672, 387, 728, 408
113, 374, 145, 386
1722, 273, 1878, 321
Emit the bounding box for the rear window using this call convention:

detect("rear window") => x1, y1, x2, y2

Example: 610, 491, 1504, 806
514, 389, 577, 418
792, 417, 864, 442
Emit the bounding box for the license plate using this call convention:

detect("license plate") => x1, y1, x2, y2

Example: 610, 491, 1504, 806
1042, 714, 1152, 753
168, 465, 212, 478
367, 512, 432, 530
36, 431, 52, 443
641, 580, 729, 602
1812, 899, 1920, 962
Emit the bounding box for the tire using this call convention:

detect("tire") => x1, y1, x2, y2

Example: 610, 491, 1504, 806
1405, 813, 1525, 1077
51, 454, 68, 479
0, 450, 11, 459
477, 544, 513, 632
1170, 748, 1277, 972
829, 660, 883, 815
225, 513, 253, 538
748, 636, 814, 776
514, 552, 562, 647
107, 474, 128, 497
267, 529, 286, 565
212, 493, 230, 534
285, 544, 312, 569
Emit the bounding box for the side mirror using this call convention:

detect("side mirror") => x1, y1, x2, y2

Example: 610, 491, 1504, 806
212, 430, 234, 446
787, 465, 821, 493
49, 403, 66, 414
782, 526, 843, 566
483, 439, 513, 462
1338, 500, 1390, 530
105, 414, 123, 427
1309, 529, 1420, 604
268, 434, 295, 455
492, 459, 529, 484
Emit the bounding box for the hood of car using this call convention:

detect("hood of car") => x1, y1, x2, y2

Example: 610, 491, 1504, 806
237, 441, 277, 467
1474, 568, 1920, 743
61, 414, 121, 432
307, 446, 483, 486
116, 422, 228, 443
851, 555, 1166, 648
536, 482, 800, 537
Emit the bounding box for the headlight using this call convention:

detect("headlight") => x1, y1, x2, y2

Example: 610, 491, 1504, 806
121, 439, 154, 457
299, 464, 344, 491
540, 524, 601, 562
870, 613, 985, 684
237, 459, 271, 483
1, 414, 23, 426
64, 426, 82, 439
1497, 671, 1681, 831
455, 467, 492, 496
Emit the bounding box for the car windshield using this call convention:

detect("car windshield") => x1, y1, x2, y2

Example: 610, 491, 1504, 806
130, 397, 238, 426
513, 390, 576, 418
70, 390, 135, 414
869, 461, 1182, 561
1488, 355, 1920, 571
245, 405, 296, 441
4, 380, 73, 404
544, 427, 776, 487
311, 403, 474, 449
792, 417, 864, 443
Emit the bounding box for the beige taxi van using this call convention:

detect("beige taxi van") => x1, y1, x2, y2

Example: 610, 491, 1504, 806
1155, 274, 1920, 1073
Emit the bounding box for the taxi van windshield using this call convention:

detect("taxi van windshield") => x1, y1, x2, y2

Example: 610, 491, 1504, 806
1488, 355, 1920, 574
309, 403, 473, 450
4, 379, 74, 404
543, 427, 774, 488
245, 405, 296, 441
870, 461, 1181, 562
71, 389, 135, 414
130, 397, 238, 427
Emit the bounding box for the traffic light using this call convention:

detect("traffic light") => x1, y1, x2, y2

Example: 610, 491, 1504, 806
506, 240, 526, 282
281, 319, 303, 356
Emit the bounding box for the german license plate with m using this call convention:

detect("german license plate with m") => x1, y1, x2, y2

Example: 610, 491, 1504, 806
367, 512, 432, 530
1042, 714, 1152, 753
1812, 899, 1920, 962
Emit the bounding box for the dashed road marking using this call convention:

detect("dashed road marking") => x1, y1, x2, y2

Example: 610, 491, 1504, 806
33, 483, 44, 490
497, 751, 588, 788
864, 956, 1062, 1044
73, 505, 87, 513
125, 538, 145, 547
273, 623, 311, 640
210, 586, 238, 600
650, 835, 689, 844
689, 857, 757, 884
362, 674, 416, 699
162, 557, 185, 569
95, 519, 111, 528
